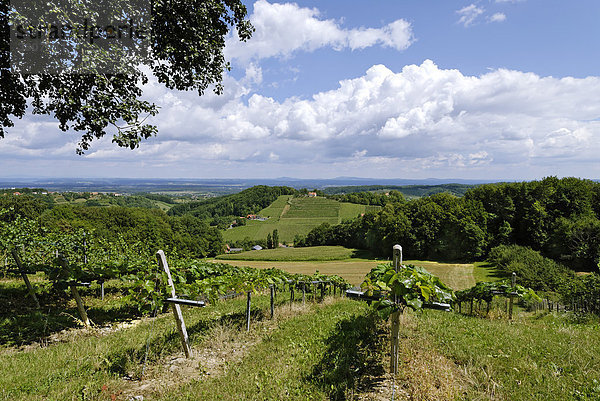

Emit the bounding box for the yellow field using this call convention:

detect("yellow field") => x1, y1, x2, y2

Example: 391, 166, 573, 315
210, 258, 478, 289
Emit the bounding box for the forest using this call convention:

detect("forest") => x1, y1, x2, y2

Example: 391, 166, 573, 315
296, 177, 600, 268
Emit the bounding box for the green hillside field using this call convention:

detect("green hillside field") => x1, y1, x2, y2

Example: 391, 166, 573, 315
222, 195, 379, 243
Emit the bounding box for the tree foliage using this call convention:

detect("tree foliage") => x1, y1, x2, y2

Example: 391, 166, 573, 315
1, 0, 253, 152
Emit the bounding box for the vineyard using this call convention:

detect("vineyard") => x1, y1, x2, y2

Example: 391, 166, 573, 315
4, 185, 600, 400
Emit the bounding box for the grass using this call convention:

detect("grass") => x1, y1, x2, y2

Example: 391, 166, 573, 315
158, 299, 380, 401
401, 309, 600, 400
0, 277, 141, 348
0, 293, 380, 401
212, 249, 479, 289
405, 260, 478, 290
4, 274, 600, 401
223, 195, 379, 243
216, 245, 363, 261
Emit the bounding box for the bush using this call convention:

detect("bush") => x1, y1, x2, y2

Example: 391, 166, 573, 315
488, 245, 574, 292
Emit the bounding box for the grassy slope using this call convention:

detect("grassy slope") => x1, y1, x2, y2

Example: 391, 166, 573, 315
4, 276, 600, 400
404, 310, 600, 400
0, 295, 372, 401
223, 196, 375, 243
161, 299, 374, 401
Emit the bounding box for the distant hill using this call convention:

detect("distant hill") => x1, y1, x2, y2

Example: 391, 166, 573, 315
223, 195, 380, 244
323, 183, 476, 198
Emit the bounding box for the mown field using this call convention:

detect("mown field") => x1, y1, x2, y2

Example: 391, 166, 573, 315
216, 245, 362, 261
222, 195, 379, 243
214, 246, 495, 288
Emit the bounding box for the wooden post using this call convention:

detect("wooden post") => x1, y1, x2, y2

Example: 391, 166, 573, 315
156, 250, 192, 358
270, 285, 275, 319
390, 244, 402, 375
100, 281, 105, 301
509, 272, 516, 320
290, 283, 294, 306
70, 285, 91, 328
10, 248, 40, 308
246, 292, 252, 332
302, 282, 306, 305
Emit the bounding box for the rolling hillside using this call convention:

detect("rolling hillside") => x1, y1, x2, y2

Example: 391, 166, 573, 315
223, 195, 379, 243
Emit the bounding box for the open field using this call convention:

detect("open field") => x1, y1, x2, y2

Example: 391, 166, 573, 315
213, 252, 487, 289
223, 195, 379, 243
216, 245, 360, 261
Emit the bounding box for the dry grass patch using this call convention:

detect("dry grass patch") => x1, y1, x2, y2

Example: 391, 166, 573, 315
394, 312, 466, 401
119, 298, 325, 400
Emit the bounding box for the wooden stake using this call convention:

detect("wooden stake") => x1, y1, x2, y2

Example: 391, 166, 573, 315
302, 282, 306, 305
10, 248, 40, 308
270, 285, 275, 319
390, 244, 402, 375
246, 292, 252, 332
156, 250, 192, 358
509, 272, 516, 320
70, 285, 91, 328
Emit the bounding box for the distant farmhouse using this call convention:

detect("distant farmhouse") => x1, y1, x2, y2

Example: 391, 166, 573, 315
307, 192, 317, 197
246, 214, 268, 221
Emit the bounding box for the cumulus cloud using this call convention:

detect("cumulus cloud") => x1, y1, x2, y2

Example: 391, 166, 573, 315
225, 0, 414, 62
4, 60, 600, 178
488, 13, 507, 23
456, 4, 485, 27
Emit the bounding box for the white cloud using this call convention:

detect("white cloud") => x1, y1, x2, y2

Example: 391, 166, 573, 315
456, 4, 485, 27
488, 13, 507, 23
4, 60, 600, 178
225, 0, 414, 62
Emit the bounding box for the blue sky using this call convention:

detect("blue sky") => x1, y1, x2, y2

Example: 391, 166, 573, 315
2, 0, 600, 180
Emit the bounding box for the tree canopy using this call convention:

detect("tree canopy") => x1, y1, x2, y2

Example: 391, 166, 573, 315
1, 0, 253, 153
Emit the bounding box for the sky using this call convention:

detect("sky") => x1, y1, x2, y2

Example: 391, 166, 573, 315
3, 0, 600, 180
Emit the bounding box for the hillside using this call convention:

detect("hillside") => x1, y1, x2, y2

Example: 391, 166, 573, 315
223, 195, 379, 243
323, 183, 476, 198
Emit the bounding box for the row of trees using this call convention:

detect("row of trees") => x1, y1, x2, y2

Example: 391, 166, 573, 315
298, 177, 600, 270
0, 200, 224, 259
168, 186, 297, 221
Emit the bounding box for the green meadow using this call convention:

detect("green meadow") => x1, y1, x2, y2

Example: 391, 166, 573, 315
223, 195, 379, 243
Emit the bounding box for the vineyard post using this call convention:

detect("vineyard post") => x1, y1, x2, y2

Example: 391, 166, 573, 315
70, 285, 91, 328
509, 272, 516, 320
270, 285, 275, 319
390, 244, 402, 375
290, 283, 294, 306
10, 248, 40, 308
246, 292, 252, 332
100, 280, 105, 301
302, 282, 306, 305
156, 250, 193, 358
